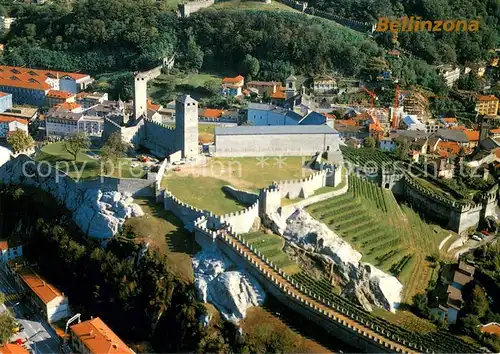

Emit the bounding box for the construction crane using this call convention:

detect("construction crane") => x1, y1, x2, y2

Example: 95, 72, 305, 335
361, 86, 377, 109
392, 84, 400, 129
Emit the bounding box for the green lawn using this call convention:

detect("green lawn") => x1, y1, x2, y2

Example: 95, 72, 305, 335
36, 142, 146, 180
149, 72, 224, 102
207, 156, 315, 191
241, 232, 300, 274
162, 174, 249, 215
305, 175, 449, 302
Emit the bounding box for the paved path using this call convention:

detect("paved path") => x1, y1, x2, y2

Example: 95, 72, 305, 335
0, 267, 60, 354
223, 232, 415, 353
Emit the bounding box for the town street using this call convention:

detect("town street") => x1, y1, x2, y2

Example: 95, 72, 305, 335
0, 267, 60, 354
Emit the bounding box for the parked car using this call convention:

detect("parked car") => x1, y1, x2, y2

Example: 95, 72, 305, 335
471, 235, 482, 242
481, 230, 489, 236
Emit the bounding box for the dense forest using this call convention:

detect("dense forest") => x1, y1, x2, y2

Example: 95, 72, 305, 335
307, 0, 499, 65
0, 0, 450, 93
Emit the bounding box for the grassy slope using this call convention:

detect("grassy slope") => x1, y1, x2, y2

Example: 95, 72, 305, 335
306, 175, 449, 302
122, 198, 198, 283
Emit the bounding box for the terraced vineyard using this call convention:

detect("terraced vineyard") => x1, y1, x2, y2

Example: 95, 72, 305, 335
290, 273, 480, 353
340, 146, 396, 168
306, 175, 449, 302
240, 232, 300, 275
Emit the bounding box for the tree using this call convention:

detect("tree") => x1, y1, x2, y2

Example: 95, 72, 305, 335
64, 132, 90, 161
0, 312, 15, 345
468, 285, 489, 318
184, 36, 203, 72
241, 54, 259, 80
363, 137, 376, 148
394, 140, 410, 161
203, 79, 221, 96
0, 292, 5, 304
460, 314, 481, 337
412, 293, 430, 317
101, 132, 127, 173
7, 129, 34, 154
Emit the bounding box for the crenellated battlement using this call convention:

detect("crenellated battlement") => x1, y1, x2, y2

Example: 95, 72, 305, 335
272, 170, 326, 187
219, 199, 259, 220
144, 118, 175, 131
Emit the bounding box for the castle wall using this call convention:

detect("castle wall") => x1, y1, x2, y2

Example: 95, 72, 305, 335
218, 200, 259, 234
178, 0, 214, 18
193, 221, 408, 353
141, 120, 176, 157
222, 185, 259, 205
259, 187, 282, 215
163, 190, 208, 231
273, 170, 326, 199
215, 133, 341, 157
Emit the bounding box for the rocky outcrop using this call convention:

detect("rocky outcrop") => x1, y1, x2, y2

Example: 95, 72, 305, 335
192, 248, 265, 323
0, 155, 143, 239
283, 208, 403, 312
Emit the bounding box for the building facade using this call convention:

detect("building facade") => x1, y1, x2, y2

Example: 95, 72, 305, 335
214, 125, 342, 157
0, 92, 13, 113
475, 95, 499, 116
8, 266, 70, 323
246, 81, 280, 96
247, 103, 302, 126
0, 241, 22, 263
221, 75, 244, 97
311, 75, 337, 93
437, 65, 461, 87
0, 116, 28, 138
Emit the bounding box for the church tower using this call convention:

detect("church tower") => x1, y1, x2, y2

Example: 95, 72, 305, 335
175, 94, 199, 159
285, 75, 297, 100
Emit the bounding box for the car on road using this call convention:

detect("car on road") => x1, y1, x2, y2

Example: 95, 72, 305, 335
481, 230, 489, 236
471, 235, 482, 242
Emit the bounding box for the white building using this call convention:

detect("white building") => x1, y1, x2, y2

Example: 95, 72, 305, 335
311, 75, 337, 93
0, 115, 28, 138
437, 65, 460, 88
45, 109, 104, 138
0, 16, 15, 31
402, 115, 426, 131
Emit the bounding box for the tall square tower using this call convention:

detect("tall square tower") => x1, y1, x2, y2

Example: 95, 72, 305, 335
175, 94, 199, 158
133, 72, 148, 120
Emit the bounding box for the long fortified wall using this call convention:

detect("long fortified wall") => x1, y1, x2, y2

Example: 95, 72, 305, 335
194, 217, 412, 353
141, 120, 176, 157
277, 0, 376, 33
403, 176, 498, 234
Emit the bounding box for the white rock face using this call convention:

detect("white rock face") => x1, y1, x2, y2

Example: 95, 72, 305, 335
193, 248, 265, 323
284, 208, 403, 312
0, 155, 144, 239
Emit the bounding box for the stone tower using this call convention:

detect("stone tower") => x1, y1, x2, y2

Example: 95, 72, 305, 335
285, 75, 297, 99
133, 72, 149, 120
175, 94, 199, 159
480, 115, 491, 141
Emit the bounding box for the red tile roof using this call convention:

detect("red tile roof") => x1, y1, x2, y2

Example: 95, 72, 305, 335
200, 108, 224, 118
222, 75, 244, 84
443, 117, 457, 123
0, 74, 51, 91
464, 130, 480, 142
270, 87, 286, 99
0, 343, 30, 354
437, 141, 461, 156
0, 92, 9, 97
18, 268, 64, 304
47, 90, 74, 99
71, 317, 133, 354
490, 128, 500, 134
477, 95, 499, 102
480, 323, 500, 337
55, 102, 81, 111
146, 99, 160, 112
0, 115, 28, 125
337, 119, 356, 126
0, 65, 89, 81
0, 240, 8, 251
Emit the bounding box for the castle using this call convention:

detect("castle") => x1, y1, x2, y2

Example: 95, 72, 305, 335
102, 68, 199, 159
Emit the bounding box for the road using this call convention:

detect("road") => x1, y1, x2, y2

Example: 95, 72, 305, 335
0, 266, 60, 354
